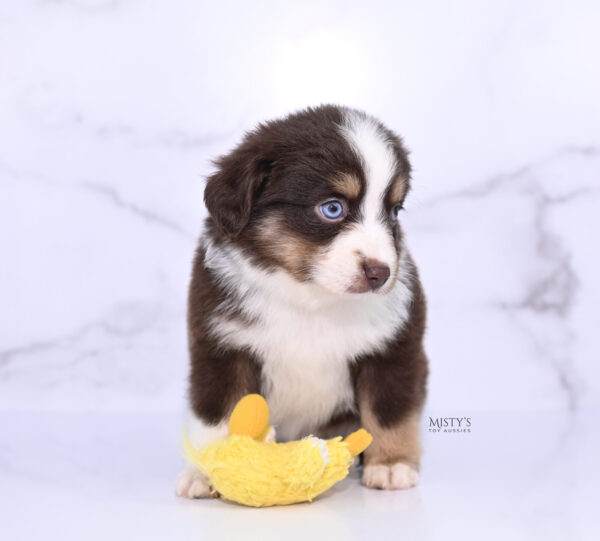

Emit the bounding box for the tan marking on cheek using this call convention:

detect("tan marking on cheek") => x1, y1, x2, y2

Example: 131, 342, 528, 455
255, 215, 315, 280
360, 405, 422, 470
389, 177, 408, 204
331, 173, 361, 200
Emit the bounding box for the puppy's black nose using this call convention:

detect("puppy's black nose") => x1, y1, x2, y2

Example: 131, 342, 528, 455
363, 261, 390, 290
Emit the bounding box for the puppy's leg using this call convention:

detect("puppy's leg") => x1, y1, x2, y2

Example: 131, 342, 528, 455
355, 342, 428, 490
175, 346, 262, 499
175, 416, 227, 499
360, 406, 422, 490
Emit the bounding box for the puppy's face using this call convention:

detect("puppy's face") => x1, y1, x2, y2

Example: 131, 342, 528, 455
204, 105, 411, 296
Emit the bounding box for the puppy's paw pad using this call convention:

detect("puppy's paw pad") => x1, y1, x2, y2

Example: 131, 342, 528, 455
362, 462, 419, 490
175, 468, 214, 499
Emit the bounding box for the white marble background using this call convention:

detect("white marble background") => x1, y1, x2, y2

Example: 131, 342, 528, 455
1, 0, 599, 415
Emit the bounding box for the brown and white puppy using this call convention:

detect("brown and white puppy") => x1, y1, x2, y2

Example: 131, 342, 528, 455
176, 105, 428, 498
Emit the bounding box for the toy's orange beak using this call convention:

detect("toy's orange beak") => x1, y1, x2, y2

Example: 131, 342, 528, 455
228, 394, 271, 441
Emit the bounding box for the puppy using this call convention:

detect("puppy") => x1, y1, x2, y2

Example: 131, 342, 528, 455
176, 105, 428, 498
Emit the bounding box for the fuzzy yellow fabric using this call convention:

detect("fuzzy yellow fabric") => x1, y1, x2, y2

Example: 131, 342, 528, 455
183, 433, 357, 507
182, 393, 372, 507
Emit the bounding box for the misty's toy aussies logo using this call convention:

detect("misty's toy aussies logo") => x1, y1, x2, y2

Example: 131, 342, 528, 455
428, 417, 472, 433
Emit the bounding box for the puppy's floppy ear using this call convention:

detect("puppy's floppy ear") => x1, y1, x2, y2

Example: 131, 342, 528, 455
204, 146, 269, 239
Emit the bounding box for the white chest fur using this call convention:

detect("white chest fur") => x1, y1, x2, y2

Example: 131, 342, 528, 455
204, 240, 413, 441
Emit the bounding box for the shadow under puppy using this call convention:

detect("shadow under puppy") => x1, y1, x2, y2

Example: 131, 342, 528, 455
176, 105, 428, 498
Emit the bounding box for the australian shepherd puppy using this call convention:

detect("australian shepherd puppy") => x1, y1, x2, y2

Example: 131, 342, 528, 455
176, 105, 428, 498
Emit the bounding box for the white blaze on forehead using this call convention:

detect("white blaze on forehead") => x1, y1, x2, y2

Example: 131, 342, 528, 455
331, 111, 398, 272
339, 111, 398, 225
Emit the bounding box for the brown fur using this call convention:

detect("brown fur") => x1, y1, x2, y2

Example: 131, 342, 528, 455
187, 244, 263, 423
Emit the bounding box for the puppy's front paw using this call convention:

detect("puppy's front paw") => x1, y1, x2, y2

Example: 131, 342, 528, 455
175, 466, 217, 499
362, 462, 419, 490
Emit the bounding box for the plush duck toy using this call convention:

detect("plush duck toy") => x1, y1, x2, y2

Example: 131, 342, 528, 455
183, 394, 372, 507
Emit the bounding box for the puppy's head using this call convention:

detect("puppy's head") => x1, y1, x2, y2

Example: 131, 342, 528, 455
204, 105, 411, 296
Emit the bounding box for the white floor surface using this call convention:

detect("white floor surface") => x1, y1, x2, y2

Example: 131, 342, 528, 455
1, 410, 597, 541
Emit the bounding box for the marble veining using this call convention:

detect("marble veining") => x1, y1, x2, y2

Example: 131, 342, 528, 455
415, 146, 600, 411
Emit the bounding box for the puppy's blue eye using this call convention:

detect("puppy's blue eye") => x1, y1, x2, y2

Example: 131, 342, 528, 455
319, 200, 345, 220
391, 203, 403, 219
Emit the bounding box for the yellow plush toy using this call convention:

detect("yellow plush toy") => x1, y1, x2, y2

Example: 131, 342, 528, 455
183, 394, 372, 507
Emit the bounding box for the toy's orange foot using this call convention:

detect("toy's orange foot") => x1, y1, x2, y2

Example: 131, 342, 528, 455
344, 428, 373, 456
228, 394, 271, 440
